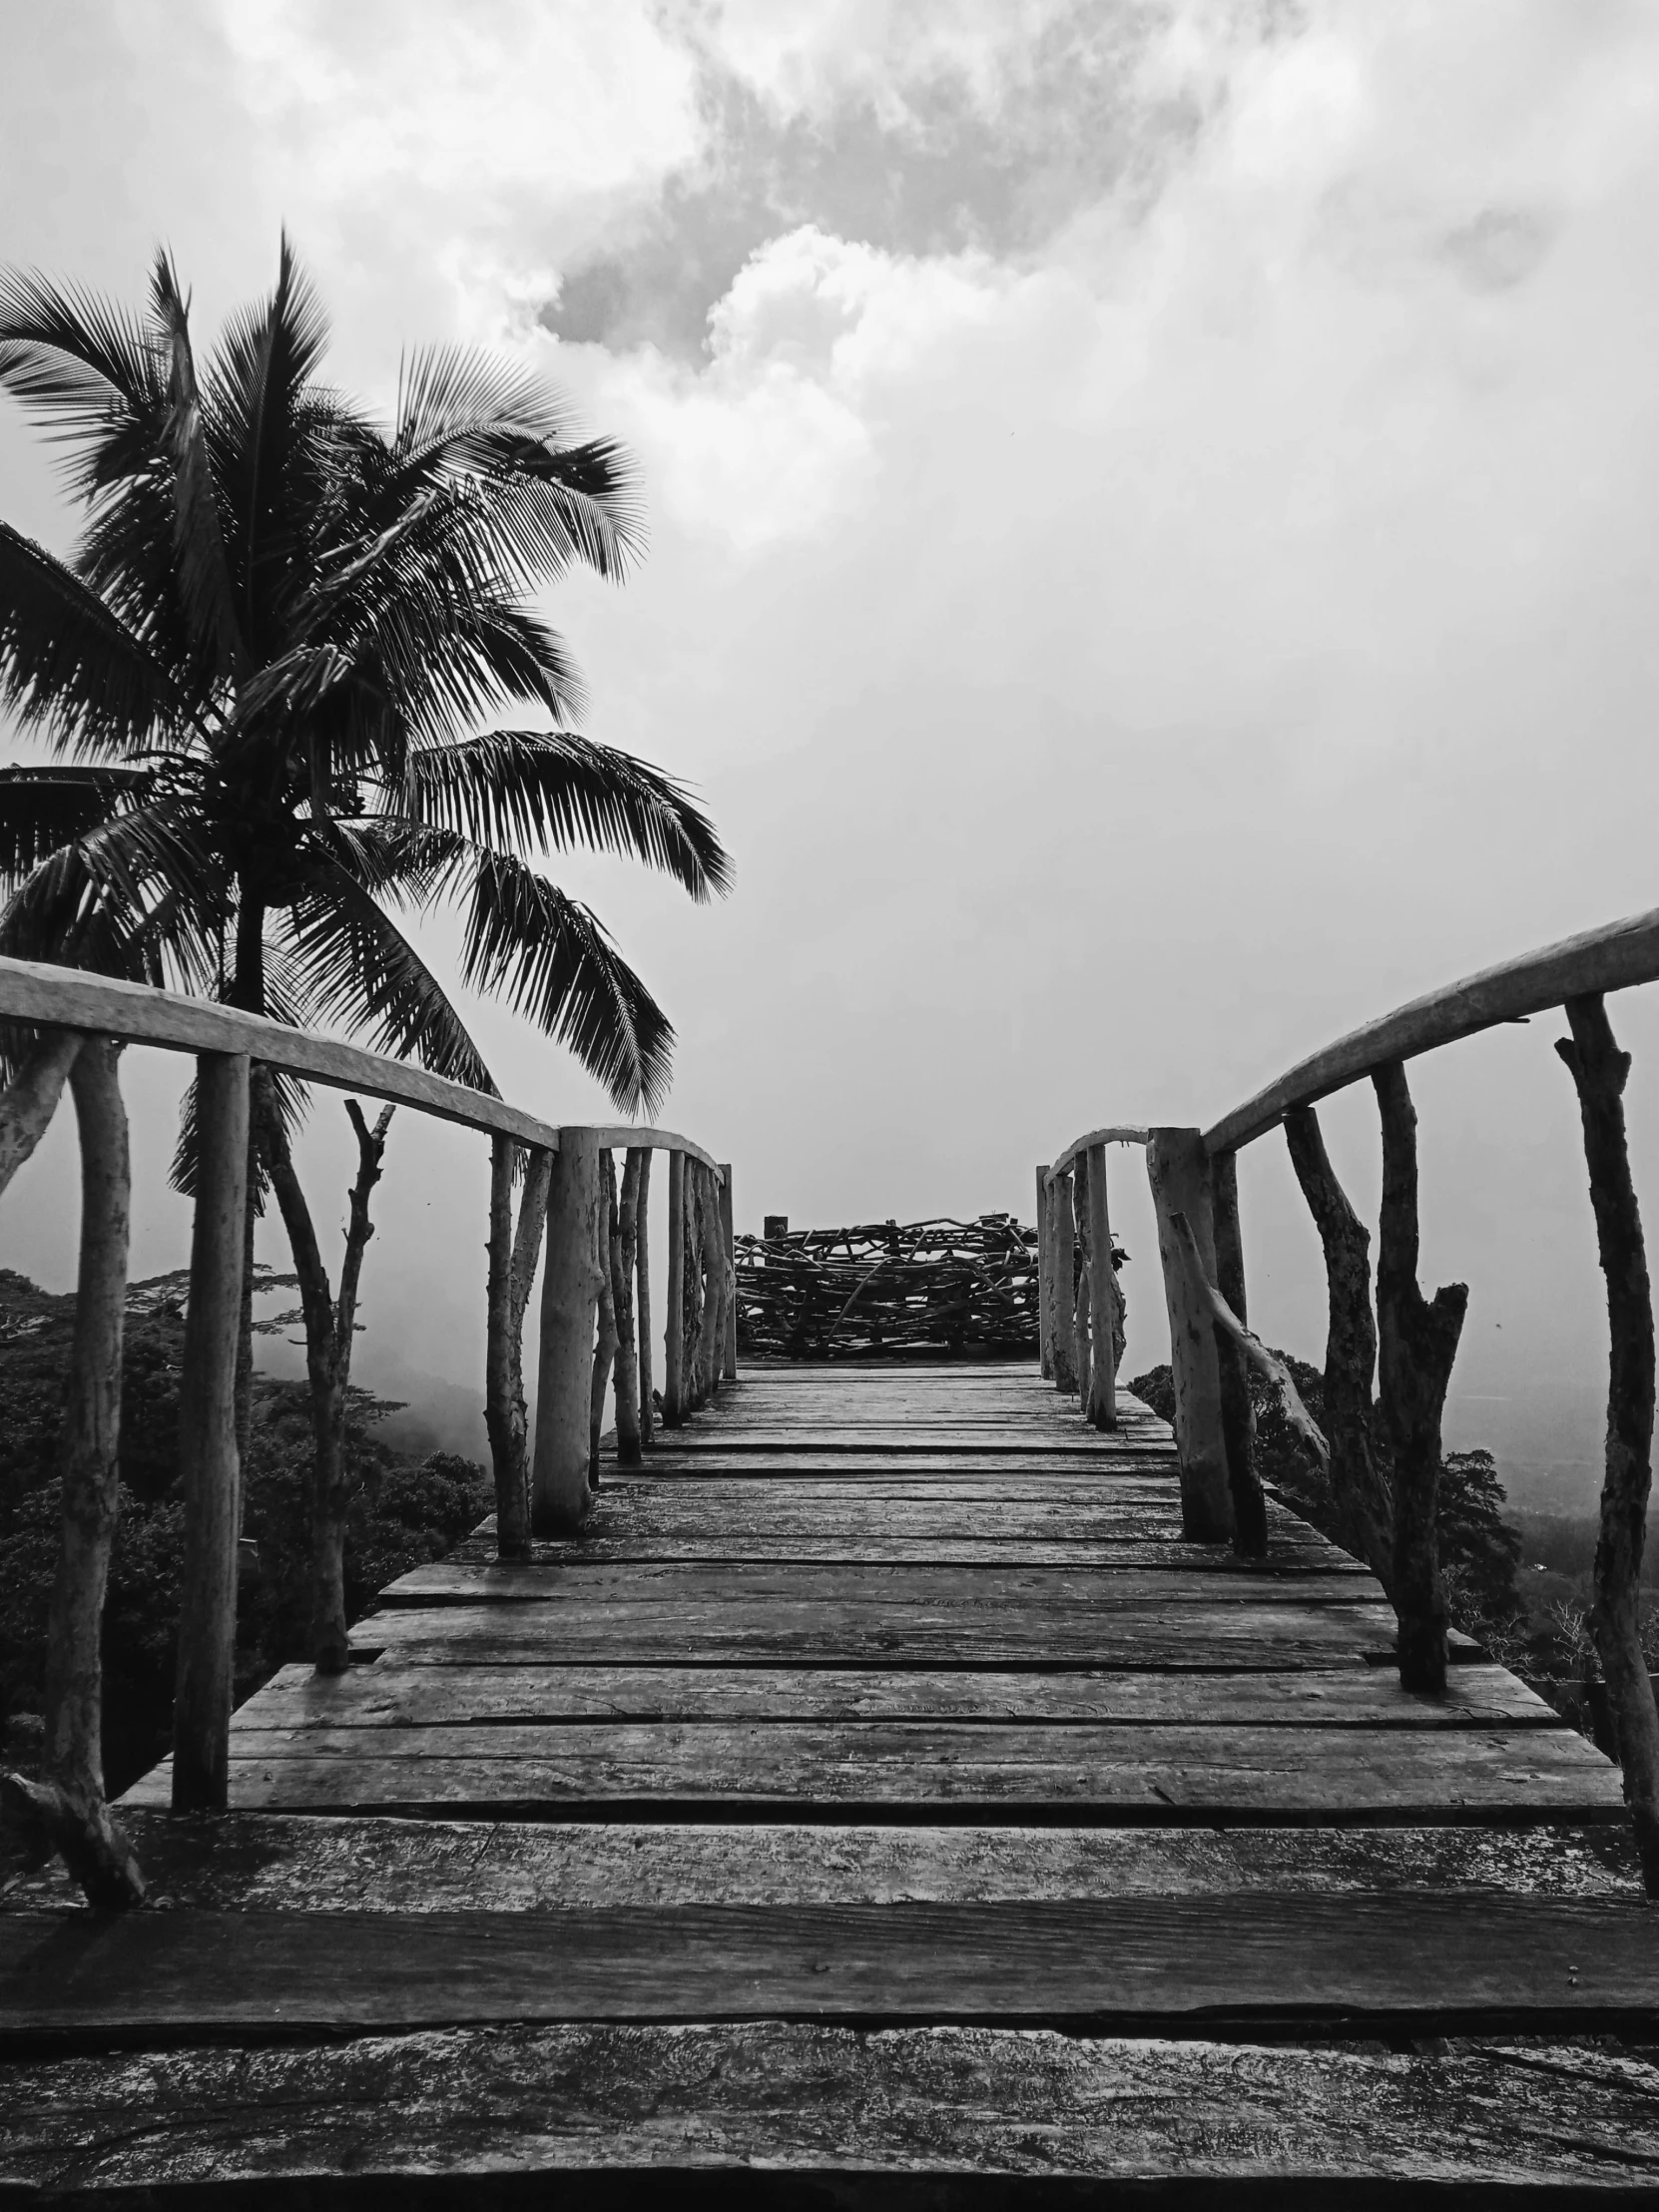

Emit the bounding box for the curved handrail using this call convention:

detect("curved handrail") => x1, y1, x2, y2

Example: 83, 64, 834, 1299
1201, 903, 1659, 1157
1046, 1125, 1149, 1183
0, 954, 723, 1175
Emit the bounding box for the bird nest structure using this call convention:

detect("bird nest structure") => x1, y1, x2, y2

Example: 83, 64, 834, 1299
734, 1216, 1039, 1360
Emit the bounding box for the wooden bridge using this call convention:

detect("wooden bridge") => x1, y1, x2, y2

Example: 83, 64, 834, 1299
6, 913, 1659, 2195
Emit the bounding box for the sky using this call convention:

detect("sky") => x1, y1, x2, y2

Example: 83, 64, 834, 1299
3, 0, 1658, 1503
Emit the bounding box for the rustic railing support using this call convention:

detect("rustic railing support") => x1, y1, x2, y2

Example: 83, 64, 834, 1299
696, 1163, 724, 1404
636, 1149, 655, 1447
173, 1050, 251, 1811
1048, 1170, 1079, 1394
1074, 1150, 1094, 1416
1284, 1106, 1394, 1586
1035, 1165, 1053, 1380
1, 1038, 145, 1908
531, 1128, 601, 1534
0, 1027, 82, 1198
720, 1163, 737, 1383
590, 1150, 620, 1488
484, 1139, 551, 1559
613, 1150, 644, 1465
1146, 1127, 1235, 1543
1373, 1061, 1466, 1695
1211, 1150, 1268, 1557
664, 1149, 686, 1426
1082, 1140, 1119, 1430
684, 1164, 708, 1410
1555, 992, 1659, 1892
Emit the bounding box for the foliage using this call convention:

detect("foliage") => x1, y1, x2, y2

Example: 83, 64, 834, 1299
0, 1271, 488, 1796
1127, 1354, 1523, 1646
0, 239, 731, 1115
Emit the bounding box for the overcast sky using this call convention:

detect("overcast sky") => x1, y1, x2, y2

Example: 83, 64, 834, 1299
4, 0, 1658, 1501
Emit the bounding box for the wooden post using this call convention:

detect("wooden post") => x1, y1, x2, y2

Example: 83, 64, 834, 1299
684, 1164, 707, 1409
484, 1138, 551, 1558
173, 1050, 251, 1811
1284, 1106, 1394, 1586
1035, 1166, 1053, 1379
1212, 1149, 1268, 1558
696, 1163, 723, 1406
589, 1150, 620, 1488
1083, 1141, 1118, 1431
1373, 1061, 1466, 1695
664, 1148, 686, 1426
1048, 1171, 1079, 1394
2, 1039, 146, 1908
1146, 1127, 1235, 1543
531, 1128, 601, 1535
1556, 992, 1659, 1893
636, 1149, 655, 1447
1073, 1152, 1094, 1412
720, 1164, 737, 1382
614, 1150, 644, 1465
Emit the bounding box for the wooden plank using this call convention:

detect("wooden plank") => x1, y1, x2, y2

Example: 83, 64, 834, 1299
4, 1896, 1659, 2038
345, 1597, 1404, 1669
8, 1813, 1639, 1915
117, 1720, 1621, 1822
433, 1536, 1371, 1571
370, 1560, 1385, 1608
222, 1660, 1565, 1732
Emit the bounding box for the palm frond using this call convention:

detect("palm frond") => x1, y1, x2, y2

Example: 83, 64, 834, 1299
401, 729, 731, 899
0, 267, 165, 492
459, 850, 673, 1115
0, 764, 152, 886
281, 861, 496, 1091
0, 521, 186, 755
151, 251, 245, 683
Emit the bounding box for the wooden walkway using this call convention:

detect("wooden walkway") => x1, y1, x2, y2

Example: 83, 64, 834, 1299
5, 1363, 1659, 2198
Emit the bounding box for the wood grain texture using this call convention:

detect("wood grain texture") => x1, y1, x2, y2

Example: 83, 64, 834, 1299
4, 1896, 1658, 2038
7, 2021, 1659, 2196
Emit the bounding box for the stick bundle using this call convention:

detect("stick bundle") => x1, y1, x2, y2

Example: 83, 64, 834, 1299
735, 1215, 1039, 1359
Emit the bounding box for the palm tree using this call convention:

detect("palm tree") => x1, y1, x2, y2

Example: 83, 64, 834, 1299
0, 237, 729, 1110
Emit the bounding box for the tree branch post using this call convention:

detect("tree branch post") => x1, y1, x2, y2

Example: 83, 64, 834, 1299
0, 1027, 81, 1198
590, 1150, 620, 1489
664, 1149, 686, 1427
613, 1150, 644, 1466
696, 1164, 724, 1408
636, 1149, 655, 1447
1284, 1105, 1394, 1587
1555, 992, 1659, 1893
1146, 1128, 1235, 1544
1048, 1171, 1079, 1395
720, 1164, 737, 1383
1, 1038, 145, 1908
532, 1127, 601, 1533
1082, 1142, 1119, 1431
1373, 1060, 1467, 1695
1211, 1150, 1268, 1557
173, 1050, 251, 1810
1035, 1165, 1054, 1381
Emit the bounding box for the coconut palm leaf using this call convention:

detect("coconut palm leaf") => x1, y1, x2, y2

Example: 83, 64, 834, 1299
282, 861, 495, 1091
402, 728, 730, 897
0, 765, 153, 884
151, 254, 245, 686
0, 269, 166, 491
0, 522, 186, 754
460, 849, 673, 1115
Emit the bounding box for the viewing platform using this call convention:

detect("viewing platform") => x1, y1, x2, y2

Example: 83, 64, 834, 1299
4, 1359, 1656, 2199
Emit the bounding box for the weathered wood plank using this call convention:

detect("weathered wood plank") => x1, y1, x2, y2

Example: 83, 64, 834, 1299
220, 1660, 1565, 1733
8, 1814, 1639, 1916
9, 2021, 1659, 2195
345, 1596, 1408, 1670
117, 1720, 1620, 1823
371, 1560, 1385, 1609
4, 1896, 1658, 2038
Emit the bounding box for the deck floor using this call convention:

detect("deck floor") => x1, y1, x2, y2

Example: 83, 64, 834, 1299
4, 1362, 1659, 2199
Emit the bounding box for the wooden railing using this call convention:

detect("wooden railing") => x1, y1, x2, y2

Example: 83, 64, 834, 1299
0, 954, 733, 1903
1041, 905, 1659, 1892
